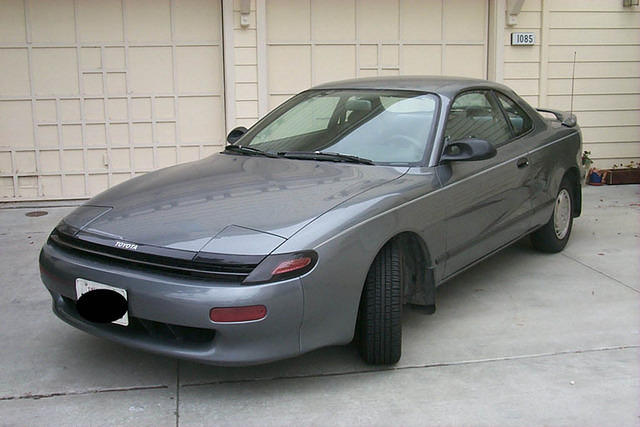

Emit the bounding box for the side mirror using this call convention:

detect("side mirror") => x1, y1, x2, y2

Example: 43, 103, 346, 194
440, 138, 496, 162
226, 126, 248, 144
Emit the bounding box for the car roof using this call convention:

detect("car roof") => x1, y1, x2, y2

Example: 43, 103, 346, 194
311, 75, 514, 98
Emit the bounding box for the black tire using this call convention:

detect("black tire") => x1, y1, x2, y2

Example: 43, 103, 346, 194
356, 241, 402, 365
531, 177, 574, 253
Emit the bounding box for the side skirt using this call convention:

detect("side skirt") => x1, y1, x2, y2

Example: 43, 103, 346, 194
436, 225, 542, 287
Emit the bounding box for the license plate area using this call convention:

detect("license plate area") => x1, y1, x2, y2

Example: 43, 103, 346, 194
75, 278, 129, 326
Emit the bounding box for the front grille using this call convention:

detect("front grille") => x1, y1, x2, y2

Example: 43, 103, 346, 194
49, 230, 262, 281
60, 296, 215, 347
133, 317, 215, 344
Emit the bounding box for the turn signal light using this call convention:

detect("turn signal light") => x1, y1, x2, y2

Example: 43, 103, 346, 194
271, 257, 312, 275
210, 305, 267, 322
242, 250, 318, 285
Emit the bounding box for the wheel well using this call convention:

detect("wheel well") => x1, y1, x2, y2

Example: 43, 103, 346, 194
563, 167, 582, 218
389, 232, 436, 309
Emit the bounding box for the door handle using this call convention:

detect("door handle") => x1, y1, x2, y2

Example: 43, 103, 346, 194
517, 157, 529, 168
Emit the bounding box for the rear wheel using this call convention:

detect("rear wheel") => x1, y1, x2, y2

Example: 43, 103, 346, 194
531, 178, 574, 253
357, 241, 402, 365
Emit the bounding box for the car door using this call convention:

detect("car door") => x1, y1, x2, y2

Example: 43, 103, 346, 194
494, 91, 553, 229
437, 90, 533, 278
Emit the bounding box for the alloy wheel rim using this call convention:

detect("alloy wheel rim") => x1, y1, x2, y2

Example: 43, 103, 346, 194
554, 189, 571, 239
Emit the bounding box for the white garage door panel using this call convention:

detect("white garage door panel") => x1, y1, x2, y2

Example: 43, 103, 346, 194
265, 0, 488, 106
0, 0, 225, 201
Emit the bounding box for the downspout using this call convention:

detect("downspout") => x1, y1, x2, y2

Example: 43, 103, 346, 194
538, 0, 550, 108
487, 0, 506, 83
221, 0, 236, 134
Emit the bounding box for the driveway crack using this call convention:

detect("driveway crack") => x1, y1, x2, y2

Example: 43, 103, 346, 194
0, 384, 168, 402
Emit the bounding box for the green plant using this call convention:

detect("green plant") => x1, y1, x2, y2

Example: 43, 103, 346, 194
581, 150, 592, 166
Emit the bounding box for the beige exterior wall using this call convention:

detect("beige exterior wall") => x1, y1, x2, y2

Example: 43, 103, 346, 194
231, 0, 260, 129
0, 0, 225, 200
262, 0, 488, 110
1, 0, 638, 201
502, 0, 542, 107
504, 0, 640, 168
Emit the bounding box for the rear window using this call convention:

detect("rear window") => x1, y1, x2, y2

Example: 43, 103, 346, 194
496, 92, 533, 137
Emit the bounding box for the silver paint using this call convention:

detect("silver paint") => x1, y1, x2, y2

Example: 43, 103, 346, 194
40, 76, 582, 365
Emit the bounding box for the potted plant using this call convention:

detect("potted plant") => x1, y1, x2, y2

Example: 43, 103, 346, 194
604, 161, 640, 185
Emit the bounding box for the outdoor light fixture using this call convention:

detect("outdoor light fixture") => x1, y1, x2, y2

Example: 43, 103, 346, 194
506, 0, 525, 26
239, 0, 251, 27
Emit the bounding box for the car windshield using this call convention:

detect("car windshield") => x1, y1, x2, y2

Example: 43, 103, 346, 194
237, 89, 439, 165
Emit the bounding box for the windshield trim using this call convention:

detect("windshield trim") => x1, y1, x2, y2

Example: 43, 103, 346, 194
234, 89, 442, 167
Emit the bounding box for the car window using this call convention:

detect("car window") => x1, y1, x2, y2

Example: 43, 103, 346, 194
251, 96, 340, 144
495, 92, 532, 137
328, 95, 436, 162
241, 90, 439, 164
444, 91, 512, 147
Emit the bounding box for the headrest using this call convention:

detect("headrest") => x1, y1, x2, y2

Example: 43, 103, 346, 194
345, 99, 372, 112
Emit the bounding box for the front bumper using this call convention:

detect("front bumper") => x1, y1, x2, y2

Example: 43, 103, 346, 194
39, 240, 304, 366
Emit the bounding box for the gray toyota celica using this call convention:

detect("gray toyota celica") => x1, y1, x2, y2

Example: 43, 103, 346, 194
40, 76, 582, 365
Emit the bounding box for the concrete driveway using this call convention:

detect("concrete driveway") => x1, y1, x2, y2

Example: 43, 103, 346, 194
1, 185, 638, 426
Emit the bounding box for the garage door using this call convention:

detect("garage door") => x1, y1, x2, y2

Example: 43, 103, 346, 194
0, 0, 225, 201
265, 0, 488, 109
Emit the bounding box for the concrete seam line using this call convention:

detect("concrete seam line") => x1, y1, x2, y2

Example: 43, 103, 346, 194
180, 344, 640, 388
4, 231, 48, 235
561, 252, 640, 294
0, 384, 169, 402
0, 205, 81, 210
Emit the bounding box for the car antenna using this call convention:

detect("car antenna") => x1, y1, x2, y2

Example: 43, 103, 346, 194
570, 51, 577, 115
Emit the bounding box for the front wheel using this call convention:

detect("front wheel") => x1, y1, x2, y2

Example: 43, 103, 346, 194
356, 241, 402, 365
531, 178, 574, 253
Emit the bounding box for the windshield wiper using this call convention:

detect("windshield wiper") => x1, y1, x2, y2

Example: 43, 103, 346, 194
277, 151, 374, 165
224, 145, 279, 158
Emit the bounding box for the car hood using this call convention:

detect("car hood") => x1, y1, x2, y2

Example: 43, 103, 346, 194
63, 153, 407, 253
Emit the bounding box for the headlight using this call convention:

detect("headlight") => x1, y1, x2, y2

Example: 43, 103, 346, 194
242, 250, 318, 285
